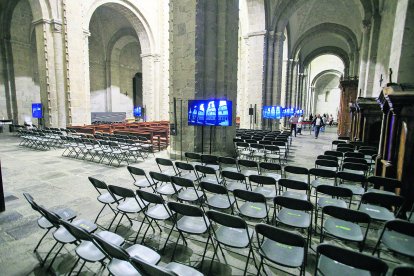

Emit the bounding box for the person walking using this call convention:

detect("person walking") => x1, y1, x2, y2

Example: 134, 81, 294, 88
312, 114, 324, 139
297, 115, 303, 135
289, 115, 299, 137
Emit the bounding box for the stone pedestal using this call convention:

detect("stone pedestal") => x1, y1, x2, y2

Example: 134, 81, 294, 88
338, 79, 358, 138
375, 84, 414, 208
169, 0, 239, 159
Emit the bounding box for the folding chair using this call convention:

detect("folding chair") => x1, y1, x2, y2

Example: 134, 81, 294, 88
317, 155, 338, 162
218, 156, 239, 173
235, 142, 251, 159
315, 159, 339, 172
358, 192, 405, 222
130, 255, 203, 276
321, 206, 371, 251
255, 223, 306, 276
184, 152, 202, 165
392, 266, 414, 276
264, 145, 281, 164
205, 210, 258, 276
315, 244, 388, 276
195, 164, 222, 185
88, 177, 119, 225
278, 179, 309, 201
250, 175, 278, 200
259, 162, 282, 181
366, 176, 401, 195
156, 158, 178, 176
149, 171, 180, 197
164, 202, 211, 262
171, 176, 203, 204
337, 171, 366, 196
233, 189, 270, 223
199, 181, 235, 214
373, 219, 414, 258
309, 168, 336, 190
92, 233, 161, 276
284, 165, 309, 183
127, 166, 154, 190
175, 161, 199, 182
221, 170, 249, 191
238, 159, 260, 177
273, 196, 313, 245
250, 143, 266, 161
201, 154, 220, 171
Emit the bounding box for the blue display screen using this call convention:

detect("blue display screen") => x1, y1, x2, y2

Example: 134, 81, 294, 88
32, 103, 42, 118
133, 106, 142, 117
188, 99, 232, 126
263, 106, 283, 119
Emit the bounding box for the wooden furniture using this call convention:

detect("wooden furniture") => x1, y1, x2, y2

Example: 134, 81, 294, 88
350, 97, 382, 145
338, 79, 358, 138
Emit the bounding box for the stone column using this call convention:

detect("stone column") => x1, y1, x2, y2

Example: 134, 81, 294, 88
337, 79, 358, 137
141, 54, 155, 121
272, 32, 286, 106
358, 20, 371, 96
169, 0, 239, 158
364, 14, 381, 96
285, 59, 293, 107
263, 31, 275, 107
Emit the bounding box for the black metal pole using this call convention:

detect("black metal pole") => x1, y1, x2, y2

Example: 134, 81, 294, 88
0, 160, 5, 212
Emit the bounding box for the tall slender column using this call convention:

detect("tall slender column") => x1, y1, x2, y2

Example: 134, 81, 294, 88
272, 32, 285, 105
358, 20, 371, 96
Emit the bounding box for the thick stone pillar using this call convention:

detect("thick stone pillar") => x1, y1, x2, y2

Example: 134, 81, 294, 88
169, 0, 239, 158
364, 14, 381, 96
358, 20, 371, 96
141, 54, 155, 121
272, 32, 285, 106
337, 79, 358, 137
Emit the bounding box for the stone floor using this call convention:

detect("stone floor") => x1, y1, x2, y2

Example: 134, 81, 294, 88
0, 127, 412, 275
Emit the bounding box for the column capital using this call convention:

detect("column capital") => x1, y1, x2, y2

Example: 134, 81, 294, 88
51, 19, 63, 33
274, 31, 286, 41
243, 30, 266, 39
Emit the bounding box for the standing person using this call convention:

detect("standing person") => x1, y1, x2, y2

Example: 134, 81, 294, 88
321, 114, 328, 132
297, 115, 303, 135
309, 113, 313, 121
312, 114, 324, 139
329, 114, 334, 126
289, 114, 299, 137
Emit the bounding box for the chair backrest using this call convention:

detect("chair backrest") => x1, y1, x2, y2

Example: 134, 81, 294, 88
233, 189, 266, 203
60, 219, 92, 241
278, 179, 308, 191
344, 152, 364, 159
130, 256, 174, 276
236, 142, 249, 148
284, 165, 309, 175
259, 162, 282, 172
337, 147, 354, 154
343, 157, 367, 165
315, 159, 338, 169
336, 171, 366, 183
255, 223, 305, 248
359, 148, 377, 157
238, 159, 258, 169
249, 175, 276, 185
92, 233, 130, 260
199, 181, 228, 195
156, 158, 174, 167
218, 156, 237, 165
309, 168, 337, 179
149, 171, 171, 183
37, 205, 61, 228
195, 164, 217, 175
383, 219, 414, 236
88, 176, 108, 191
167, 201, 204, 217
342, 162, 369, 173
23, 192, 37, 210
250, 144, 264, 150
367, 176, 401, 192
184, 152, 201, 162
108, 185, 135, 198
316, 184, 353, 199
317, 155, 338, 162
175, 161, 194, 171
316, 244, 388, 275
273, 196, 313, 211
360, 192, 405, 210
221, 170, 245, 181
201, 154, 219, 165
127, 166, 146, 177
171, 176, 194, 188
206, 210, 247, 229
337, 143, 354, 150
324, 150, 343, 158
323, 205, 370, 223
136, 189, 164, 205
392, 266, 414, 276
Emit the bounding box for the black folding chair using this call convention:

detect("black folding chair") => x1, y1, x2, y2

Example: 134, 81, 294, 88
171, 175, 203, 204
336, 171, 366, 196
155, 158, 178, 176
175, 161, 199, 182
367, 176, 401, 195
88, 177, 119, 225
259, 162, 282, 181
250, 175, 278, 200
150, 171, 180, 196
221, 170, 249, 191
130, 255, 203, 276
284, 165, 309, 183
233, 189, 270, 223
358, 192, 405, 222
195, 164, 222, 185
127, 166, 154, 190
199, 181, 235, 214
238, 159, 260, 177
218, 156, 239, 173
315, 244, 388, 276
278, 178, 309, 201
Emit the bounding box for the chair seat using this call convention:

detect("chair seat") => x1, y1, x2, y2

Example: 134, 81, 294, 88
177, 215, 210, 234
311, 178, 334, 188
318, 255, 371, 276
366, 188, 395, 195
221, 167, 239, 173
381, 229, 414, 257
38, 216, 53, 229
239, 202, 267, 220
146, 204, 171, 220
118, 198, 145, 213
359, 204, 395, 221
277, 208, 310, 228
156, 183, 181, 196
281, 191, 308, 201
260, 238, 304, 268
98, 192, 118, 204
201, 175, 221, 184
54, 219, 97, 244
206, 164, 220, 171
226, 181, 247, 192
287, 175, 308, 183
342, 169, 365, 176
178, 189, 202, 202
339, 184, 365, 196
214, 225, 254, 248
240, 169, 258, 177
180, 172, 199, 182
324, 217, 363, 242
317, 197, 347, 209
206, 194, 235, 210
161, 169, 177, 176
253, 186, 277, 199
261, 172, 281, 182
164, 262, 204, 276
76, 240, 106, 262
133, 178, 152, 188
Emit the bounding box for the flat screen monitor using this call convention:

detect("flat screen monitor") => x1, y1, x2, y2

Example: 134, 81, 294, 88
263, 106, 282, 119
188, 99, 232, 126
133, 106, 142, 117
262, 106, 272, 119
32, 103, 42, 118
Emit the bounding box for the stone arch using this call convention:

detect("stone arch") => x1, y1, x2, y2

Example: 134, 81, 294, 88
303, 47, 350, 76
311, 69, 343, 86
84, 0, 153, 55
311, 69, 342, 116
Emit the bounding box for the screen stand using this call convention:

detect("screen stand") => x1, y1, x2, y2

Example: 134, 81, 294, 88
201, 125, 204, 154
